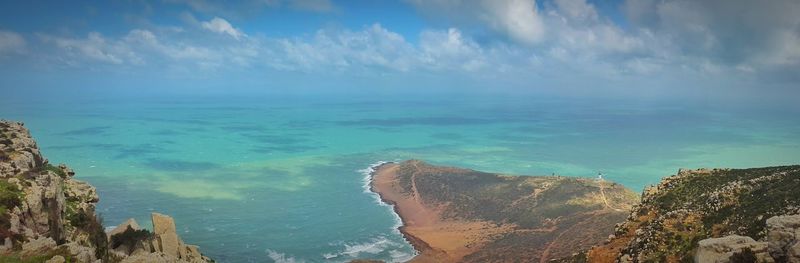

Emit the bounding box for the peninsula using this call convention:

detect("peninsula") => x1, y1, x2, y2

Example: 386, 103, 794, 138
370, 160, 639, 262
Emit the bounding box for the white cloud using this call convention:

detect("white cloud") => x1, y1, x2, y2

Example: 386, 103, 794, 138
553, 0, 598, 22
20, 0, 799, 90
40, 32, 138, 65
270, 24, 417, 72
0, 30, 26, 55
126, 29, 215, 60
481, 0, 546, 45
406, 0, 643, 63
407, 0, 546, 45
419, 28, 486, 71
201, 17, 245, 40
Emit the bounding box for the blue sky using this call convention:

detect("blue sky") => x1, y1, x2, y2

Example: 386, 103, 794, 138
0, 0, 798, 102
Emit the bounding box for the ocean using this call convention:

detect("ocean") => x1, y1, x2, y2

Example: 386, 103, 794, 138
1, 94, 798, 262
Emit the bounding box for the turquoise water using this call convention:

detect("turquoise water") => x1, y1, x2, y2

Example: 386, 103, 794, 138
2, 95, 799, 262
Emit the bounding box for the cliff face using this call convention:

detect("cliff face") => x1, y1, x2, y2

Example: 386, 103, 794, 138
0, 120, 211, 263
584, 166, 800, 263
371, 160, 639, 263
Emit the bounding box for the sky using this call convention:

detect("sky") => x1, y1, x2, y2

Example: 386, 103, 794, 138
0, 0, 798, 103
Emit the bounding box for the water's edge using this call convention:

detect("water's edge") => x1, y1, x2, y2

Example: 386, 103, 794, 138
360, 161, 419, 262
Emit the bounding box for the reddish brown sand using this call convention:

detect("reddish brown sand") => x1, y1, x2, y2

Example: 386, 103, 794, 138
371, 163, 513, 263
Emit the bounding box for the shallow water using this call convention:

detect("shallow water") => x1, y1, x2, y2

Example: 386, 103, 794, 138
2, 95, 798, 262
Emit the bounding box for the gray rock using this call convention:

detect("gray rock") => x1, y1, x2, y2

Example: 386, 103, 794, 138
61, 241, 97, 263
21, 237, 57, 257
45, 255, 66, 263
108, 218, 143, 240
767, 214, 800, 262
695, 235, 773, 263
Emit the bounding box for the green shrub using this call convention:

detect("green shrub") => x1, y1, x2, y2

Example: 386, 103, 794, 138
0, 180, 23, 242
88, 213, 108, 260
110, 226, 153, 254
66, 208, 108, 260
0, 246, 75, 263
0, 180, 22, 209
730, 248, 757, 263
41, 163, 67, 178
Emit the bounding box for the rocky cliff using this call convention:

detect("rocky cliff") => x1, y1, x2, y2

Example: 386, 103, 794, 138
576, 166, 800, 263
0, 120, 212, 263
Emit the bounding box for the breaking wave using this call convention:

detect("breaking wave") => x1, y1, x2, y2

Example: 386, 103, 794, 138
323, 236, 415, 263
266, 249, 304, 263
359, 161, 403, 232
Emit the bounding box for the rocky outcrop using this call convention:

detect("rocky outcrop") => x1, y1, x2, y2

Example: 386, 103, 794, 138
0, 120, 212, 262
579, 166, 800, 263
695, 235, 773, 263
767, 215, 800, 262
149, 213, 207, 262
693, 215, 800, 263
152, 213, 181, 258
105, 214, 210, 263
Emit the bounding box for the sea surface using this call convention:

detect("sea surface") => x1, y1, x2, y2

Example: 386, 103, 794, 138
2, 94, 799, 262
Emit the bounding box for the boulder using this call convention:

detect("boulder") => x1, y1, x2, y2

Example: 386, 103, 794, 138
158, 232, 182, 258
45, 255, 66, 263
695, 235, 773, 263
152, 213, 177, 235
61, 241, 97, 263
767, 214, 800, 262
151, 212, 182, 257
21, 237, 57, 257
64, 178, 99, 203
108, 218, 142, 239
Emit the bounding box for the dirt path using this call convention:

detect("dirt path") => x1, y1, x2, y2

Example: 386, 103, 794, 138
599, 179, 611, 209
411, 162, 422, 204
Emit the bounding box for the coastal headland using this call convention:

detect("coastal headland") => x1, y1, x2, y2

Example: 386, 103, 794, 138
370, 160, 638, 262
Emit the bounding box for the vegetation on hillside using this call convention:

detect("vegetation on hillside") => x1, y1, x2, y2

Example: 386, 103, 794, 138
584, 165, 800, 262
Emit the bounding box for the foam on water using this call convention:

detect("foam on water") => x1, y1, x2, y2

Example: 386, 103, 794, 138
323, 235, 416, 263
359, 162, 404, 232
266, 249, 304, 263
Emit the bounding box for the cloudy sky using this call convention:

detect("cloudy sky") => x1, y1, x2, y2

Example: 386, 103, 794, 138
0, 0, 798, 100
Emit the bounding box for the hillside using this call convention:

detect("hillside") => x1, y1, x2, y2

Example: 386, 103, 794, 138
582, 166, 800, 262
0, 120, 212, 262
370, 160, 639, 262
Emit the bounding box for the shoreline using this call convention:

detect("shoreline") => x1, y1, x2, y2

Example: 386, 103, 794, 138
361, 161, 404, 232
367, 162, 445, 262
362, 161, 424, 262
